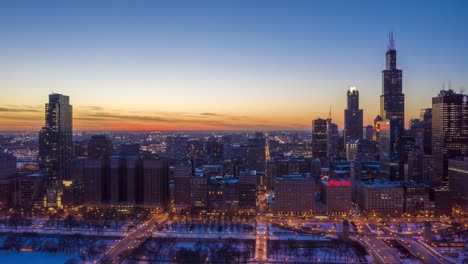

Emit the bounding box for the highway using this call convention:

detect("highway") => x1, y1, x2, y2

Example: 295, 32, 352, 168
98, 213, 168, 264
254, 222, 268, 262
398, 237, 455, 264
360, 235, 402, 264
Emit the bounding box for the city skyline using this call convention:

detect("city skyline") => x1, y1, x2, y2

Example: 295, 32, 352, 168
0, 2, 466, 264
1, 1, 468, 131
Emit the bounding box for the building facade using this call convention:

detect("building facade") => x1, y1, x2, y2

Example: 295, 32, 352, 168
312, 118, 327, 160
272, 174, 315, 215
321, 180, 352, 216
344, 86, 363, 143
431, 90, 468, 185
39, 93, 73, 188
448, 158, 468, 213
355, 180, 404, 216
380, 33, 404, 131
87, 135, 113, 159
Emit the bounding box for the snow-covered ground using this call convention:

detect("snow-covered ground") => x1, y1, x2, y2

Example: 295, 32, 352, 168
0, 226, 125, 237
435, 247, 467, 264
0, 233, 117, 263
267, 247, 365, 263
302, 222, 355, 232
387, 222, 445, 234
0, 251, 77, 264
153, 230, 255, 239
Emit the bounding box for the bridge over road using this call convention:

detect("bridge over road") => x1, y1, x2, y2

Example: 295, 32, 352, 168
98, 213, 168, 264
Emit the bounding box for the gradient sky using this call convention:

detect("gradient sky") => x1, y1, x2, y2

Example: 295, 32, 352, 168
1, 0, 467, 131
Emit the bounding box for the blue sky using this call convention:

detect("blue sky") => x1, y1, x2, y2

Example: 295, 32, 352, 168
0, 0, 467, 130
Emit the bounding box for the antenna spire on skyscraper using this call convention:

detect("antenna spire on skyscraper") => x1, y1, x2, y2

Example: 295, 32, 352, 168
388, 32, 395, 51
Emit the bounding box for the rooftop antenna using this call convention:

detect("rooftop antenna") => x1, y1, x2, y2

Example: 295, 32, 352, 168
448, 80, 452, 90
442, 81, 445, 90
388, 32, 395, 50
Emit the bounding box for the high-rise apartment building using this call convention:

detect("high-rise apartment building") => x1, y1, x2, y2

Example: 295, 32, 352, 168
39, 93, 73, 187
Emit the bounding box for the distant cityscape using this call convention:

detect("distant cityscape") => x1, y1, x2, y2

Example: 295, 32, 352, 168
0, 32, 466, 264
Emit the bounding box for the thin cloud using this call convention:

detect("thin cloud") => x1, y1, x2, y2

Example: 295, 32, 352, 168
200, 112, 223, 117
89, 112, 168, 122
0, 107, 40, 113
0, 115, 42, 120
80, 105, 104, 111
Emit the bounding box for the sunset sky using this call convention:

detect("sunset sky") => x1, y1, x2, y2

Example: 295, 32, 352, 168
1, 0, 467, 131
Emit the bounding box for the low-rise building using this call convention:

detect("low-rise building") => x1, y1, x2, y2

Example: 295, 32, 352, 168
355, 180, 404, 216
271, 174, 315, 215
321, 179, 352, 216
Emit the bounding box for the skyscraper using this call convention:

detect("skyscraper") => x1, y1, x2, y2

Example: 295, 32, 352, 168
312, 118, 327, 160
344, 86, 363, 143
245, 132, 267, 172
39, 93, 73, 187
326, 116, 340, 159
380, 33, 404, 130
420, 108, 432, 155
379, 119, 402, 181
432, 89, 468, 185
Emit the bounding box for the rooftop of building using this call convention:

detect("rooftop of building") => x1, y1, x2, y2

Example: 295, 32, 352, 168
357, 179, 402, 188
210, 175, 238, 184
26, 172, 44, 177
347, 138, 373, 145
400, 180, 430, 188
109, 155, 139, 159
322, 179, 351, 187
239, 170, 265, 176
333, 170, 349, 175
277, 173, 312, 181
358, 161, 381, 168
201, 164, 222, 169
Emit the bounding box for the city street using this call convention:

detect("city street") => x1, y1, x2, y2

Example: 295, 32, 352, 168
99, 213, 168, 264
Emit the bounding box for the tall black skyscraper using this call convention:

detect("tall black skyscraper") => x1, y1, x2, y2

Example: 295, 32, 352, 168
432, 89, 468, 185
39, 93, 73, 187
344, 86, 363, 143
380, 33, 404, 130
312, 118, 328, 159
